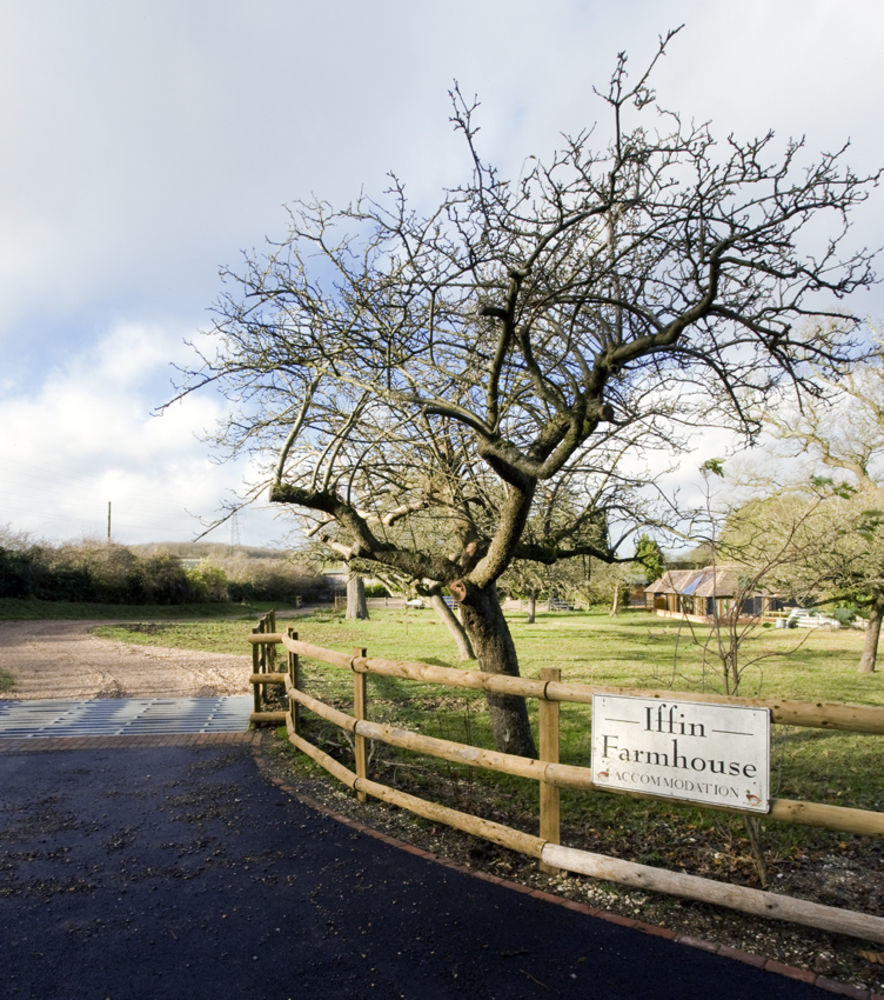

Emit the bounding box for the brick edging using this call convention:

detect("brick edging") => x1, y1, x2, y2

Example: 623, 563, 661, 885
0, 732, 261, 752
250, 743, 882, 1000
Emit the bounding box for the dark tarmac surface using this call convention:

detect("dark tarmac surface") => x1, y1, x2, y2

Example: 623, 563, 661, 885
0, 739, 841, 1000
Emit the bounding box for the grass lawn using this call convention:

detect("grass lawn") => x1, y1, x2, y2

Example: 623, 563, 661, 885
0, 597, 277, 622
93, 604, 883, 704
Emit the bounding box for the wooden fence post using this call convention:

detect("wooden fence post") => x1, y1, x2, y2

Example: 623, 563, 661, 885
251, 626, 261, 715
539, 667, 561, 874
267, 610, 277, 671
353, 647, 368, 803
288, 628, 300, 734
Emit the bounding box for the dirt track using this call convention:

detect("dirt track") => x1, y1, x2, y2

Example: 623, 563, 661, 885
0, 620, 250, 701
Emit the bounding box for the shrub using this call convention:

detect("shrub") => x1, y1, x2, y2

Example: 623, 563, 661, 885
832, 604, 859, 626
0, 533, 328, 606
185, 563, 230, 602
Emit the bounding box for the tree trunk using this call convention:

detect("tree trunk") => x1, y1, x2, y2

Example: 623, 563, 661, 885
858, 599, 883, 673
346, 572, 369, 620
526, 591, 537, 625
452, 580, 537, 758
428, 591, 475, 660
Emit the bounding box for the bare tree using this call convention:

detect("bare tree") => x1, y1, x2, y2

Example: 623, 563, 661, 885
352, 556, 477, 659
172, 29, 880, 754
755, 347, 884, 671
682, 466, 829, 694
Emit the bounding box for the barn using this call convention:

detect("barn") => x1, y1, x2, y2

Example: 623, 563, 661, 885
644, 566, 782, 622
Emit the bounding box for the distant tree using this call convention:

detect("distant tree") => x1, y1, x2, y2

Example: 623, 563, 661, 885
501, 559, 547, 623
185, 562, 230, 602
692, 482, 829, 693
0, 547, 34, 598
220, 552, 324, 602
726, 483, 884, 674
136, 553, 193, 604
172, 30, 879, 754
0, 528, 38, 598
634, 534, 665, 584
752, 347, 884, 672
67, 541, 141, 603
345, 567, 369, 620
501, 488, 612, 620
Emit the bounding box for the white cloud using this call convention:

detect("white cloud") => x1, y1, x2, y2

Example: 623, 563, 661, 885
0, 320, 286, 546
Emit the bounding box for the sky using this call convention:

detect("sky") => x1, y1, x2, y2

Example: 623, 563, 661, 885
1, 0, 883, 550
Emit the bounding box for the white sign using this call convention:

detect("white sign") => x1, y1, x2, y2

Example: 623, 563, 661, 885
591, 694, 770, 813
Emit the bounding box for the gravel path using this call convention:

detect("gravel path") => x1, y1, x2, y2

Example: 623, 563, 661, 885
0, 620, 249, 701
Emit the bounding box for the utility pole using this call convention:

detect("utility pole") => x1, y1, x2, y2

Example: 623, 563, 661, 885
107, 501, 112, 542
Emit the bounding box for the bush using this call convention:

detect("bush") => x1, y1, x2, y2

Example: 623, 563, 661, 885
136, 554, 194, 604
0, 533, 329, 607
185, 563, 230, 602
0, 547, 36, 598
220, 555, 327, 602
57, 542, 143, 603
832, 604, 859, 626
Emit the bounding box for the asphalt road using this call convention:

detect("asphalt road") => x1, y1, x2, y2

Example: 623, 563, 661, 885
0, 741, 837, 1000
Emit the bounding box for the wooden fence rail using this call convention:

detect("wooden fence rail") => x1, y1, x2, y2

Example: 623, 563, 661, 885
247, 613, 884, 943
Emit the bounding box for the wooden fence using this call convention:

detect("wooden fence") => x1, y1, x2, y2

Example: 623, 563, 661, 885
248, 613, 884, 944
250, 609, 278, 716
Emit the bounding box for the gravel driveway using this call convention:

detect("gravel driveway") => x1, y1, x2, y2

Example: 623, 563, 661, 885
0, 620, 250, 701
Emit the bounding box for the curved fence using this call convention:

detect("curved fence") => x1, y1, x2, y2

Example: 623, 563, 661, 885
248, 613, 884, 943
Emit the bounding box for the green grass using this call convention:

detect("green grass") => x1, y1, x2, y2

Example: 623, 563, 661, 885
93, 605, 883, 704
0, 597, 280, 621
90, 606, 882, 876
